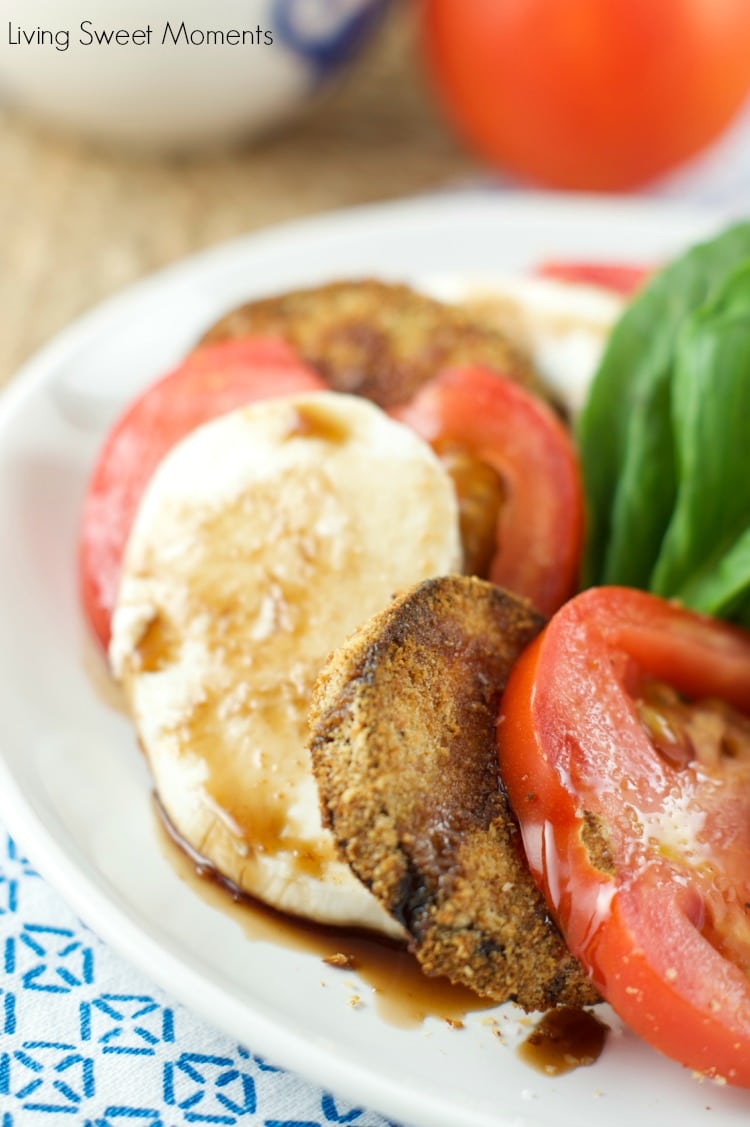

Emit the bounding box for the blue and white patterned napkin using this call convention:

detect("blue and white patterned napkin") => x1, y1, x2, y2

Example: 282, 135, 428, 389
0, 829, 398, 1126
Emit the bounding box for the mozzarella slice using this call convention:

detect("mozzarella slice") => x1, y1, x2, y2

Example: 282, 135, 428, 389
423, 273, 624, 416
464, 276, 624, 415
111, 392, 461, 935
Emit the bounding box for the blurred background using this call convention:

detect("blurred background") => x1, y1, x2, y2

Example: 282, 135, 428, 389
2, 0, 750, 386
0, 2, 470, 386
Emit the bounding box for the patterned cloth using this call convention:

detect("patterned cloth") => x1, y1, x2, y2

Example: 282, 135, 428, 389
0, 831, 396, 1126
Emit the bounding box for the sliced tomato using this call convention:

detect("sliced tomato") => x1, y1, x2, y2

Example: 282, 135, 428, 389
393, 365, 583, 616
535, 261, 651, 297
499, 587, 750, 1085
79, 338, 325, 650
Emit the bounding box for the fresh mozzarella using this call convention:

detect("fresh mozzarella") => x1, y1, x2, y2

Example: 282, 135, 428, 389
424, 273, 623, 416
111, 392, 461, 935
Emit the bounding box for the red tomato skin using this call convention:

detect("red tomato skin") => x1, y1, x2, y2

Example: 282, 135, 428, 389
421, 0, 750, 191
535, 261, 650, 297
394, 365, 583, 617
499, 588, 750, 1085
79, 338, 326, 651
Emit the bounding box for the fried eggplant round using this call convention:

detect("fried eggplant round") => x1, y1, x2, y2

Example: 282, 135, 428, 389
200, 279, 541, 408
309, 575, 599, 1012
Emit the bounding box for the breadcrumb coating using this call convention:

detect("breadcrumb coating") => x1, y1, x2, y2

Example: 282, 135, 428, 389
200, 278, 542, 408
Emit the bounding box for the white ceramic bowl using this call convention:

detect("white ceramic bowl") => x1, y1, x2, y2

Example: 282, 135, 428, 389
0, 0, 388, 149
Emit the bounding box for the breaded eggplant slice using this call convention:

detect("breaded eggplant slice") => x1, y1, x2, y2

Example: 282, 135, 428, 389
309, 575, 598, 1012
199, 279, 541, 409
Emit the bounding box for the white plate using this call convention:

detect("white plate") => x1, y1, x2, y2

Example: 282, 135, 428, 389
0, 191, 747, 1127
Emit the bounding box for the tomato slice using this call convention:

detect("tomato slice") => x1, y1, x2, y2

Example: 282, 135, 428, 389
499, 587, 750, 1085
535, 261, 651, 296
393, 365, 583, 616
79, 338, 326, 650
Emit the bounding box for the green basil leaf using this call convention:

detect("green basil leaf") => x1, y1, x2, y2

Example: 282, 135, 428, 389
651, 262, 750, 613
735, 588, 750, 630
578, 221, 750, 588
670, 527, 750, 621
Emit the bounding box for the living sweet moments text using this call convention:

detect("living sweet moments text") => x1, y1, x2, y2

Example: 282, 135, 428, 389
7, 20, 275, 52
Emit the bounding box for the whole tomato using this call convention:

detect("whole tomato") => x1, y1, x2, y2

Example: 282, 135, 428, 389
419, 0, 750, 190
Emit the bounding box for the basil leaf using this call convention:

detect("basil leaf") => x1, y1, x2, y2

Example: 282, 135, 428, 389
579, 221, 750, 588
670, 527, 750, 621
651, 263, 750, 613
736, 588, 750, 630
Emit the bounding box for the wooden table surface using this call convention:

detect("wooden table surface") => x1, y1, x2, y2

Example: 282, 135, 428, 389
0, 7, 476, 388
